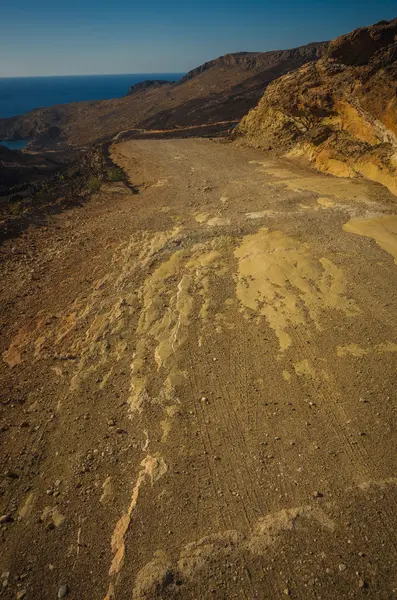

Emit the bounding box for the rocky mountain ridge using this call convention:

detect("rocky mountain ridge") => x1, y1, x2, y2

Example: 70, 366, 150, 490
179, 43, 328, 81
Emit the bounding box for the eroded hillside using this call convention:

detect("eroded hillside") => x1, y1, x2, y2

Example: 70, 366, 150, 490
235, 18, 397, 196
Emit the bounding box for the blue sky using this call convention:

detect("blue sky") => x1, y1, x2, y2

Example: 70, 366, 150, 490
1, 0, 396, 77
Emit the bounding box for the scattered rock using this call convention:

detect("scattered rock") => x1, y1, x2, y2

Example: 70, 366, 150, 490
1, 572, 9, 589
338, 563, 347, 572
16, 590, 27, 600
358, 579, 367, 589
0, 514, 13, 524
312, 491, 323, 499
58, 584, 69, 598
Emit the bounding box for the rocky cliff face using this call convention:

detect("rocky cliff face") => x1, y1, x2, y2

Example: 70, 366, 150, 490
235, 18, 397, 196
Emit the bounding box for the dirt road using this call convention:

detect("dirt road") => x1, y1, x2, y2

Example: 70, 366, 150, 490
2, 138, 397, 600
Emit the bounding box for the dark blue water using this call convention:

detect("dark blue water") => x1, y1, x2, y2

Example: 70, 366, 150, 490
1, 140, 29, 150
0, 73, 184, 120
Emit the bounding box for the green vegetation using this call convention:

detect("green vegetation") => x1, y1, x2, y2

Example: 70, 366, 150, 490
88, 177, 101, 193
9, 201, 23, 217
107, 167, 124, 182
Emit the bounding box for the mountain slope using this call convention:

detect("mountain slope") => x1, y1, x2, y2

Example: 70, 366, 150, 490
235, 18, 397, 196
0, 42, 328, 149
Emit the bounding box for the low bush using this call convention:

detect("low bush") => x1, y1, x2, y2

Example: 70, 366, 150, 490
88, 177, 101, 193
107, 167, 124, 182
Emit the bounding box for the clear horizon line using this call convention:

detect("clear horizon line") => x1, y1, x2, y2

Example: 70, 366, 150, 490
0, 71, 186, 79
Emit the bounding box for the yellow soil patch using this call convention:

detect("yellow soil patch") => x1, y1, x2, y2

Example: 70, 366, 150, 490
317, 197, 335, 208
343, 216, 397, 264
250, 158, 369, 200
234, 228, 359, 351
128, 237, 228, 413
337, 341, 397, 357
294, 359, 317, 379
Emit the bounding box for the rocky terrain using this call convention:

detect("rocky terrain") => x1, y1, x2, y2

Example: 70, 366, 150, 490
3, 136, 397, 600
0, 143, 129, 242
0, 42, 328, 149
2, 16, 397, 600
235, 18, 397, 196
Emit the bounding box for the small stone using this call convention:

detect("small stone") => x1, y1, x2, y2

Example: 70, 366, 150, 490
0, 514, 13, 524
284, 588, 290, 596
201, 397, 209, 404
16, 590, 27, 600
214, 455, 221, 461
54, 480, 61, 487
338, 563, 347, 572
312, 491, 323, 499
115, 428, 126, 434
107, 419, 115, 427
358, 579, 367, 589
58, 584, 69, 598
309, 402, 316, 407
4, 470, 19, 479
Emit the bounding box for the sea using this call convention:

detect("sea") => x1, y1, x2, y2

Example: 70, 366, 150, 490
0, 72, 184, 149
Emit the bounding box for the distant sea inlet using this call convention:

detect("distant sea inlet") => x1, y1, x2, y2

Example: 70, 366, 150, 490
0, 72, 184, 149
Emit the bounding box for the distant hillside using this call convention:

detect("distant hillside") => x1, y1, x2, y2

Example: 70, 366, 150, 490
0, 41, 328, 149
